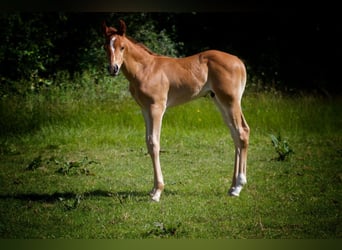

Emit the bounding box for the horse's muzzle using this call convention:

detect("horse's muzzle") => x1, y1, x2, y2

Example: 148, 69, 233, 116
108, 64, 120, 76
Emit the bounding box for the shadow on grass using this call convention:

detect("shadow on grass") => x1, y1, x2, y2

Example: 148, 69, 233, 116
0, 189, 178, 204
0, 190, 145, 202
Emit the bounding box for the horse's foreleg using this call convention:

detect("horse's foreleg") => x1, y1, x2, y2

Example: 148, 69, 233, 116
142, 104, 165, 202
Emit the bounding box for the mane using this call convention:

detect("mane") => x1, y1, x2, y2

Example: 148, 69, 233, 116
127, 36, 159, 56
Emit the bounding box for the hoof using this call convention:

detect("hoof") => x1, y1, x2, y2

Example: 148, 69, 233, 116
149, 188, 162, 202
150, 195, 160, 202
228, 186, 242, 197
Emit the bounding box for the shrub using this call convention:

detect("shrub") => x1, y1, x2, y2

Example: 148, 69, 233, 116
270, 133, 294, 161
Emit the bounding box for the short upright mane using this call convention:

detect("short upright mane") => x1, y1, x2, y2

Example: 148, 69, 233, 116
127, 36, 159, 56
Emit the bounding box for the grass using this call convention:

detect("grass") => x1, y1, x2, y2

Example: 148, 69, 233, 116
0, 79, 341, 239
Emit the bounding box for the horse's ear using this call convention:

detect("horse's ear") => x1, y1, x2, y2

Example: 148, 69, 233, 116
102, 21, 118, 37
117, 19, 126, 36
102, 21, 108, 36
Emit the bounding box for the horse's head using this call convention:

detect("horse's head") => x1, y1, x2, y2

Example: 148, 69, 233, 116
102, 20, 127, 76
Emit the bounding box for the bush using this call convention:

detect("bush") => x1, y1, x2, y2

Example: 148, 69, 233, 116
0, 13, 183, 98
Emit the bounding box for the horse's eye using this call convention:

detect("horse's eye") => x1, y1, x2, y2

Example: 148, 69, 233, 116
121, 46, 125, 51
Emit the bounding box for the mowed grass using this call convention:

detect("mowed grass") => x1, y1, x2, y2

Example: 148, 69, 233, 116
0, 85, 341, 239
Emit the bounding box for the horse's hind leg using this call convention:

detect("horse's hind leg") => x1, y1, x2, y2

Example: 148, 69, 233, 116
229, 110, 249, 196
213, 97, 250, 197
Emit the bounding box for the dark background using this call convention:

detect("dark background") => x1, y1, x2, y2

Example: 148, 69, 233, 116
174, 11, 341, 93
1, 1, 341, 95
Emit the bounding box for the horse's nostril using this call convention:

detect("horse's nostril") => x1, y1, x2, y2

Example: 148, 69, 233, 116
114, 64, 119, 73
108, 64, 120, 75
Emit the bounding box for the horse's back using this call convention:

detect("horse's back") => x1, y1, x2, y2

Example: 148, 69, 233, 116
200, 50, 245, 70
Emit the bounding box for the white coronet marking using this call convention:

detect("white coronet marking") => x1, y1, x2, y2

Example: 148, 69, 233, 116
237, 173, 247, 186
229, 173, 247, 197
229, 186, 242, 197
151, 190, 162, 202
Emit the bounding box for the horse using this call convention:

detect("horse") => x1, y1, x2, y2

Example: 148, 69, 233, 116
102, 20, 250, 202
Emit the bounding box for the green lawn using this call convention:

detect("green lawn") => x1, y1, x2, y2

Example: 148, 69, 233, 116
0, 87, 341, 238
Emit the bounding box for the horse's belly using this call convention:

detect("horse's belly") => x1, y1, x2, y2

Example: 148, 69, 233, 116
166, 82, 210, 107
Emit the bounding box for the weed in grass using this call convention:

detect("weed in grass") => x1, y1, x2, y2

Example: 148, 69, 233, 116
143, 221, 182, 238
55, 157, 99, 176
270, 133, 294, 161
59, 194, 84, 211
25, 154, 99, 176
25, 155, 43, 171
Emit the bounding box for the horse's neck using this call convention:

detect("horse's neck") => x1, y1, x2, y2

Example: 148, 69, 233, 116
122, 40, 154, 80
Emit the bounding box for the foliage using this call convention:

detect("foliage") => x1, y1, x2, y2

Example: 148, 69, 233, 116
107, 13, 183, 57
0, 13, 58, 80
0, 12, 183, 97
0, 12, 340, 97
270, 133, 294, 161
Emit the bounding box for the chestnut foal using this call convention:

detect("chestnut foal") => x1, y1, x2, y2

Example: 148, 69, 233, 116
103, 20, 250, 202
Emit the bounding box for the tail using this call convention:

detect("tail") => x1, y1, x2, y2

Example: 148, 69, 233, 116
238, 59, 247, 102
